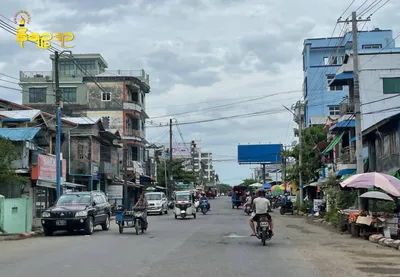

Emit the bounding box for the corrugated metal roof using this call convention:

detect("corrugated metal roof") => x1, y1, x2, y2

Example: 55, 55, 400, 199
309, 116, 328, 125
0, 127, 41, 141
62, 117, 100, 125
0, 110, 41, 120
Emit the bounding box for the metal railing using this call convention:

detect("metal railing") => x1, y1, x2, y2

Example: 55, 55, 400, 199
20, 71, 53, 79
125, 129, 144, 138
336, 146, 356, 164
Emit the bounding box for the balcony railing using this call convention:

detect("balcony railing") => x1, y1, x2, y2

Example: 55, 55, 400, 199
123, 101, 142, 112
20, 69, 149, 85
339, 102, 354, 116
124, 129, 144, 138
336, 146, 356, 164
20, 71, 53, 81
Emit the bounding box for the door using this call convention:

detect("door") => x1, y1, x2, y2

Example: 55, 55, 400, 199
93, 194, 105, 224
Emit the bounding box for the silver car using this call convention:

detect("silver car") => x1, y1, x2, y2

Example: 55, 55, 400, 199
145, 192, 168, 215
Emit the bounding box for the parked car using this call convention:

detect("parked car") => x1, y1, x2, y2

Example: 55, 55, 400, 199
145, 192, 168, 215
41, 191, 111, 236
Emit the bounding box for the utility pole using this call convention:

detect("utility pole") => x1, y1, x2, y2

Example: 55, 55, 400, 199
123, 141, 128, 209
297, 101, 304, 205
169, 119, 173, 197
54, 51, 62, 199
337, 12, 369, 175
338, 12, 370, 209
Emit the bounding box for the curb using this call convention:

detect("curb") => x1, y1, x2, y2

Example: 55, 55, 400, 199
0, 231, 42, 241
1, 217, 116, 242
369, 234, 400, 251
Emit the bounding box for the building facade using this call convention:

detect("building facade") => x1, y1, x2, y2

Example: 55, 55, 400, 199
302, 29, 395, 128
18, 53, 151, 177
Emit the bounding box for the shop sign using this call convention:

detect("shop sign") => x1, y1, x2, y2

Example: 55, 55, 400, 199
35, 154, 66, 182
107, 185, 123, 199
135, 173, 140, 184
91, 163, 100, 179
14, 10, 75, 49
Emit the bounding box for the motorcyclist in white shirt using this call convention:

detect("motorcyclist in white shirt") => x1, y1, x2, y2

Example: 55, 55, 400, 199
249, 189, 274, 237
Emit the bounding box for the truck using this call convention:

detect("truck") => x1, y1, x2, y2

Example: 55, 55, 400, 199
206, 187, 217, 199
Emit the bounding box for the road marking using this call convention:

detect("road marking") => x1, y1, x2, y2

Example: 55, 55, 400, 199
223, 233, 248, 238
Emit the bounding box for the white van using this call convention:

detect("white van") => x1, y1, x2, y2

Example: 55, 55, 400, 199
145, 192, 168, 215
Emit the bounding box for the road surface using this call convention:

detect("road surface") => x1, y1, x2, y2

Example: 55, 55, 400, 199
0, 197, 399, 277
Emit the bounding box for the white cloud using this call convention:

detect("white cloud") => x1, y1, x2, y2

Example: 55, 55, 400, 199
0, 0, 399, 184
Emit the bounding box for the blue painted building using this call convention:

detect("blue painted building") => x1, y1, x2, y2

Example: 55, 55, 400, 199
302, 28, 395, 127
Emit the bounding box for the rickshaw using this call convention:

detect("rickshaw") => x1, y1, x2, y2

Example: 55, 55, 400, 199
231, 185, 246, 209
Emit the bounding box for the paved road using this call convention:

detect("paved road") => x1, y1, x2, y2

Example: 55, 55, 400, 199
0, 198, 399, 277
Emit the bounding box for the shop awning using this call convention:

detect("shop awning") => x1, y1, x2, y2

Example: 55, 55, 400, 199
63, 182, 86, 188
329, 120, 355, 131
336, 168, 356, 177
321, 132, 345, 154
329, 71, 353, 87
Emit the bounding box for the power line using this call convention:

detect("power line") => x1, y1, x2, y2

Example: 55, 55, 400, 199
0, 72, 20, 81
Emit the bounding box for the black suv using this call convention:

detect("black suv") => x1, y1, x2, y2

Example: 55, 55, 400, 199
41, 191, 111, 236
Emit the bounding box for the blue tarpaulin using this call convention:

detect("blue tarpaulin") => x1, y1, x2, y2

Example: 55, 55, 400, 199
336, 168, 356, 177
264, 182, 271, 189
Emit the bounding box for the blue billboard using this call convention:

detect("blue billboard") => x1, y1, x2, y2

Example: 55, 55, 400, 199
237, 144, 282, 164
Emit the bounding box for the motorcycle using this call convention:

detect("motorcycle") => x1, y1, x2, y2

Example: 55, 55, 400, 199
279, 201, 294, 215
256, 215, 272, 246
243, 203, 252, 215
201, 200, 208, 215
195, 199, 200, 212
168, 200, 175, 209
133, 209, 147, 235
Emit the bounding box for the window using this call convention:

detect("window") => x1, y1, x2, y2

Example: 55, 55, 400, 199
77, 59, 96, 75
362, 44, 382, 49
102, 91, 111, 101
59, 61, 75, 75
327, 74, 343, 91
328, 106, 340, 116
78, 144, 84, 159
323, 57, 329, 65
382, 78, 400, 94
331, 56, 343, 65
29, 87, 46, 103
61, 87, 77, 102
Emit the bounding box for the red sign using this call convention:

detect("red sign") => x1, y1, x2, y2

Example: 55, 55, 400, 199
31, 154, 66, 181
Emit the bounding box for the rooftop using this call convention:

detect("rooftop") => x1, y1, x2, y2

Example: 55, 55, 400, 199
0, 127, 42, 142
0, 109, 41, 120
62, 116, 101, 125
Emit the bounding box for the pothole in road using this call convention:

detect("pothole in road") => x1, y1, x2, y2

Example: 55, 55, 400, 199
356, 267, 400, 275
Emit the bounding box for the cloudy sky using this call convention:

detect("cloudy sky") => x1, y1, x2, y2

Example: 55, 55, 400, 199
0, 0, 398, 185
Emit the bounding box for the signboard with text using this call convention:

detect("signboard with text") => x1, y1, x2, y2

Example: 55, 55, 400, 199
107, 185, 123, 199
32, 154, 66, 182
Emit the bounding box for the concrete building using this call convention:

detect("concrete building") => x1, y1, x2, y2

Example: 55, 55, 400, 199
322, 48, 400, 177
18, 53, 150, 176
302, 28, 395, 128
200, 152, 215, 183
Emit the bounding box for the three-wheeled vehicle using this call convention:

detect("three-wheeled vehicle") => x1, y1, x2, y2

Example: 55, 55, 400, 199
173, 190, 196, 219
115, 208, 147, 235
231, 185, 246, 209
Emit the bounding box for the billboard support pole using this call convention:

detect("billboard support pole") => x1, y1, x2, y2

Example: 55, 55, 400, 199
262, 164, 266, 184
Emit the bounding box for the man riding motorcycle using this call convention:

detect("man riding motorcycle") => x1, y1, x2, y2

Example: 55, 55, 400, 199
249, 189, 273, 237
200, 193, 210, 210
132, 193, 148, 227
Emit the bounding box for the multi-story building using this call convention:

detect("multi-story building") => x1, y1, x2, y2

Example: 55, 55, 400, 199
302, 28, 395, 128
18, 53, 150, 177
322, 48, 400, 177
200, 152, 215, 183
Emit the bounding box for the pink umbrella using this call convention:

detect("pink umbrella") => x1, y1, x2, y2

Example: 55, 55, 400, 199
340, 172, 400, 197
